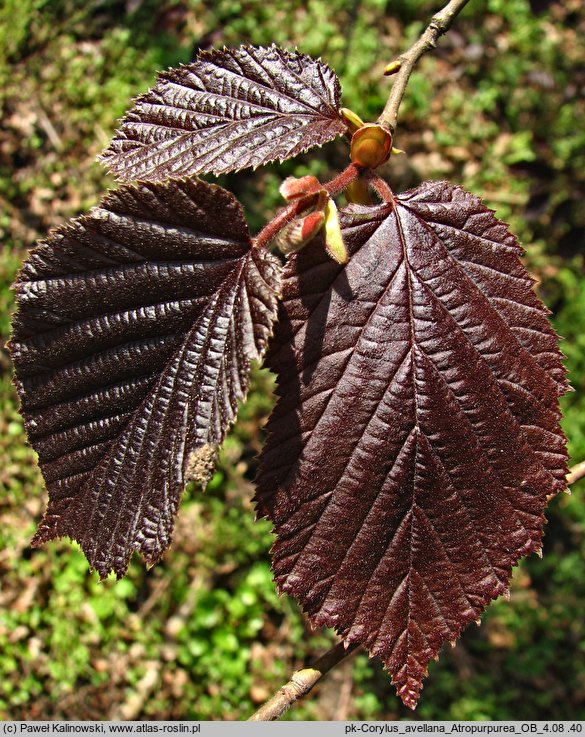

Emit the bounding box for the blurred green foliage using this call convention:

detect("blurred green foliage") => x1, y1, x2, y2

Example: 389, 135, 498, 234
0, 0, 584, 721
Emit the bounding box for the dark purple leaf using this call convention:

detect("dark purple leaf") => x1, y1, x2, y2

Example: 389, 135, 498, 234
9, 178, 281, 578
255, 180, 568, 709
99, 45, 346, 182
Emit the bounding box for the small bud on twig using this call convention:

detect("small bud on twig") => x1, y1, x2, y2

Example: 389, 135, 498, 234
350, 124, 393, 169
279, 175, 322, 201
384, 59, 402, 76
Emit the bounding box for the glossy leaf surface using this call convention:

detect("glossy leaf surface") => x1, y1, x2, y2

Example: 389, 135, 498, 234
100, 45, 346, 182
256, 181, 568, 709
10, 178, 281, 578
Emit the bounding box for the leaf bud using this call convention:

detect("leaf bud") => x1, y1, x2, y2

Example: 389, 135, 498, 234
324, 198, 349, 265
279, 175, 322, 201
384, 59, 402, 76
345, 178, 373, 205
340, 107, 365, 135
276, 211, 325, 255
350, 124, 393, 169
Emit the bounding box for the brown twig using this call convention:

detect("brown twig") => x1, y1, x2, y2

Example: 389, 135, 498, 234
37, 106, 63, 151
567, 460, 585, 486
248, 641, 361, 721
378, 0, 472, 132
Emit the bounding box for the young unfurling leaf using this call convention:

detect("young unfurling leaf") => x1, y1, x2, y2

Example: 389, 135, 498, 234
9, 178, 281, 579
276, 211, 326, 256
255, 180, 568, 709
323, 198, 348, 264
100, 45, 347, 182
279, 175, 323, 201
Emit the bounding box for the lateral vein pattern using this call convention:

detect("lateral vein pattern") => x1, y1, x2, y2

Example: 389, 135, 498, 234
10, 178, 281, 578
255, 180, 568, 709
